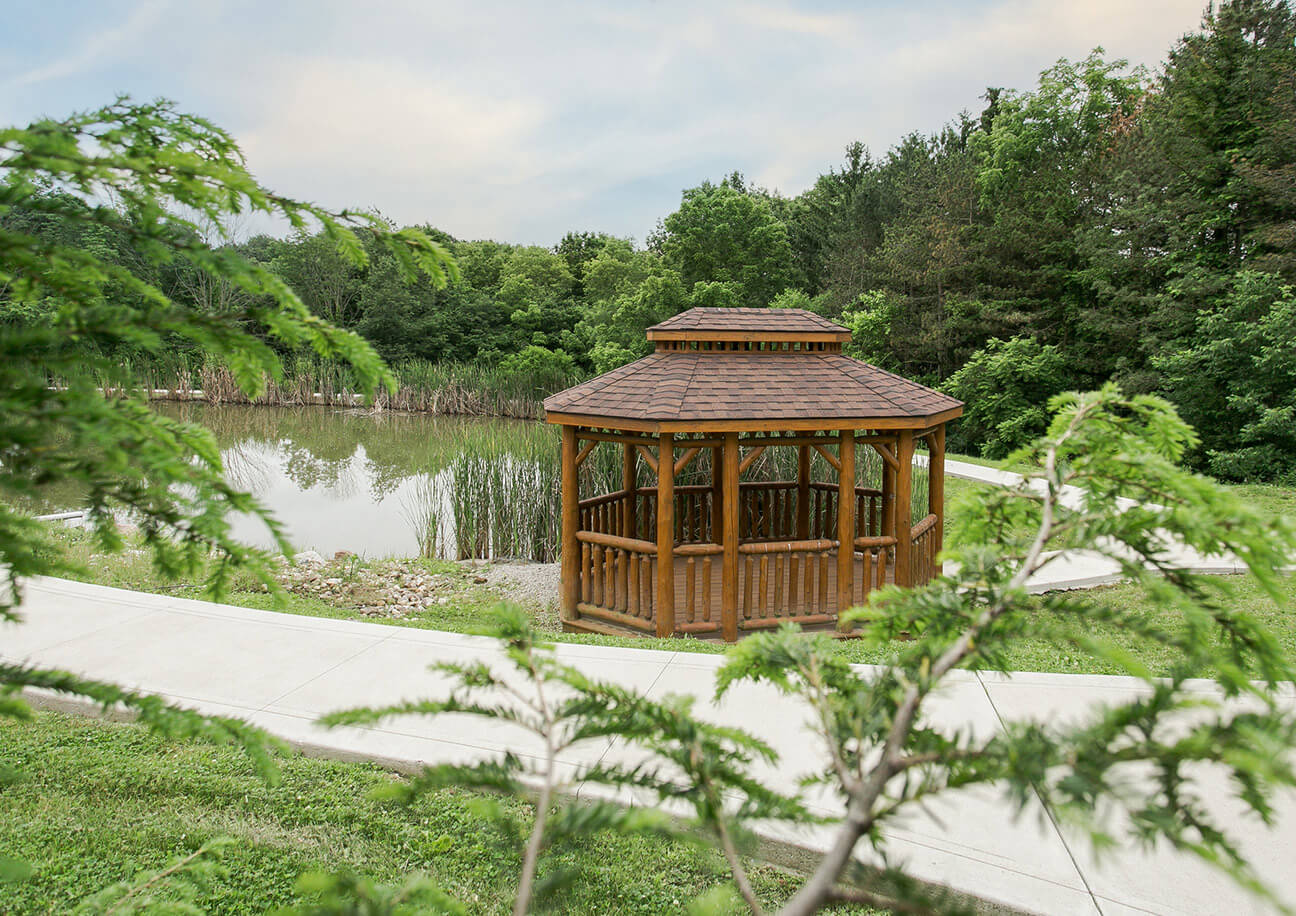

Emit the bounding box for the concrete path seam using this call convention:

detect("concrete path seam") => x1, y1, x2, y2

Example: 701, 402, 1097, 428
975, 669, 1106, 916
255, 629, 401, 713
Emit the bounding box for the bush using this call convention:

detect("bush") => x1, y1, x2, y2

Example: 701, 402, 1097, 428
943, 336, 1072, 458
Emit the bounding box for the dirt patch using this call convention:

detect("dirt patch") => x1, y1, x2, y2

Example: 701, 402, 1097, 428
461, 560, 559, 610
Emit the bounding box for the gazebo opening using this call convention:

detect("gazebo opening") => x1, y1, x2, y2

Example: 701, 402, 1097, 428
544, 308, 963, 642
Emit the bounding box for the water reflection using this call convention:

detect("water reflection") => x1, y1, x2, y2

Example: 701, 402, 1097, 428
26, 403, 556, 559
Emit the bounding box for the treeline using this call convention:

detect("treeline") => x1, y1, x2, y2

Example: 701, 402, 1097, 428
3, 0, 1294, 481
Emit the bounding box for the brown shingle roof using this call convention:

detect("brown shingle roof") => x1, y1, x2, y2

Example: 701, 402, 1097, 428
649, 307, 846, 335
544, 351, 963, 429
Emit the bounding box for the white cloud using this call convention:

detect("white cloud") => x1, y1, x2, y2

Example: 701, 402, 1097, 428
1, 0, 1209, 242
2, 0, 170, 90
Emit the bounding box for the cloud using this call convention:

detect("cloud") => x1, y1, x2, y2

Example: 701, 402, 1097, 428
1, 0, 1209, 243
2, 0, 170, 90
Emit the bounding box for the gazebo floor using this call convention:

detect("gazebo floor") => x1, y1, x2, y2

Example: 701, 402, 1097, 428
568, 551, 895, 641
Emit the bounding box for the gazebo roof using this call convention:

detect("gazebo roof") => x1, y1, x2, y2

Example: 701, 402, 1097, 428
544, 308, 963, 432
647, 307, 850, 342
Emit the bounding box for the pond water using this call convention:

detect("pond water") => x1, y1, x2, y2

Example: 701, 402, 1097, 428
31, 404, 561, 559
24, 403, 928, 561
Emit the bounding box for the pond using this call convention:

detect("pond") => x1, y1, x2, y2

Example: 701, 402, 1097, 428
24, 403, 929, 561
29, 404, 563, 560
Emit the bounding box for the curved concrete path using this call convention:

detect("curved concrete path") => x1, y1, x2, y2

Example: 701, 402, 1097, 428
934, 458, 1251, 590
5, 575, 1293, 916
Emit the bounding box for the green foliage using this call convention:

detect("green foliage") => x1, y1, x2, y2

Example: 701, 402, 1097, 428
279, 870, 465, 915
322, 604, 807, 915
0, 96, 456, 614
0, 96, 454, 885
498, 345, 575, 384
72, 837, 236, 915
1158, 271, 1296, 481
657, 176, 800, 309
942, 336, 1073, 458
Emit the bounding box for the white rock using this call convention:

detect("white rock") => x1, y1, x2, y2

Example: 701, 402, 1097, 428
294, 550, 326, 568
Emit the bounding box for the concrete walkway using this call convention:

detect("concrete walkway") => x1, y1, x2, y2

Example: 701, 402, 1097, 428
935, 458, 1250, 591
5, 575, 1293, 916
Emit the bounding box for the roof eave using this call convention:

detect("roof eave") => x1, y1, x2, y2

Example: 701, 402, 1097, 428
544, 405, 964, 433
645, 329, 852, 343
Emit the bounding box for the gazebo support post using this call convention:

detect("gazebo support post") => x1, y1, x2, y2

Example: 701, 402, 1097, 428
622, 440, 637, 539
710, 446, 723, 542
879, 442, 896, 548
836, 429, 855, 629
721, 432, 740, 642
796, 444, 810, 540
894, 430, 915, 587
655, 432, 675, 638
927, 424, 946, 568
560, 425, 580, 626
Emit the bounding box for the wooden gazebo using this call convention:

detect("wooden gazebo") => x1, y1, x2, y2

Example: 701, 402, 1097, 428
543, 308, 963, 641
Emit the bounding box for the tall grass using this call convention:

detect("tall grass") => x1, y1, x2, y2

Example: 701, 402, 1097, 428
400, 423, 563, 562
401, 428, 932, 564
77, 354, 581, 420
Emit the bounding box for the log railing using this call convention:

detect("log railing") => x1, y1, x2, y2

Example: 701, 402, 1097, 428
579, 490, 631, 538
675, 542, 723, 635
581, 482, 885, 545
576, 483, 905, 635
575, 530, 657, 632
910, 513, 939, 586
736, 538, 839, 631
851, 535, 897, 605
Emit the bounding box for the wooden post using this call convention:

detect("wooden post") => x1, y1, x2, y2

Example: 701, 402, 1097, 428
721, 432, 740, 642
710, 445, 723, 544
622, 440, 637, 540
894, 430, 915, 587
560, 425, 580, 625
928, 424, 946, 567
836, 429, 855, 628
655, 432, 675, 638
796, 444, 810, 540
880, 442, 896, 545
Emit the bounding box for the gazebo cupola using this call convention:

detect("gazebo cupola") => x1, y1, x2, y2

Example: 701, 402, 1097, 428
544, 308, 963, 642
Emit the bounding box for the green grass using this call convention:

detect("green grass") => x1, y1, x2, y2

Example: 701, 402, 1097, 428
0, 712, 867, 915
47, 522, 1296, 678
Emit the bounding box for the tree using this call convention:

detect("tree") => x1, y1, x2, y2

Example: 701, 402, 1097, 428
0, 96, 456, 871
320, 388, 1296, 914
942, 336, 1074, 458
1158, 271, 1296, 481
271, 227, 366, 326
657, 176, 800, 308
973, 52, 1148, 383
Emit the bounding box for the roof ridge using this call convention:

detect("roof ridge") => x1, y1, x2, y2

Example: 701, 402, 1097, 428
665, 351, 701, 420
815, 354, 908, 413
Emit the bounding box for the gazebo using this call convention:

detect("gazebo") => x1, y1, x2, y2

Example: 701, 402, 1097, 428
543, 308, 963, 642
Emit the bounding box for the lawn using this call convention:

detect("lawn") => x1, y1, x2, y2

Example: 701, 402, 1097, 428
6, 476, 1292, 914
42, 476, 1296, 680
0, 711, 869, 915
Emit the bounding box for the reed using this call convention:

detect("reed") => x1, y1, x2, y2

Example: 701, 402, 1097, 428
77, 354, 583, 419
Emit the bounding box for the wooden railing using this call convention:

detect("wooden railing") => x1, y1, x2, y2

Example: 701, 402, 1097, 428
575, 530, 657, 633
581, 482, 884, 545
576, 482, 903, 635
675, 542, 723, 635
851, 535, 897, 606
910, 513, 939, 586
736, 538, 839, 630
579, 490, 631, 538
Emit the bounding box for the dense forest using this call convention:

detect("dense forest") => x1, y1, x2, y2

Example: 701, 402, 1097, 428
4, 0, 1295, 481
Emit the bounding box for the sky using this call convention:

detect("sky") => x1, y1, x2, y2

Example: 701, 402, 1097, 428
2, 0, 1209, 245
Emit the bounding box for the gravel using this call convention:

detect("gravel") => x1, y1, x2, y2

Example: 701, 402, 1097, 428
464, 560, 560, 609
